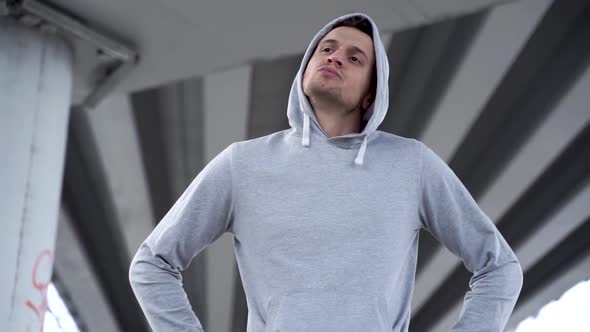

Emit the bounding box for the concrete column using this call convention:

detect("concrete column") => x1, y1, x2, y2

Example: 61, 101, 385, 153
0, 18, 73, 331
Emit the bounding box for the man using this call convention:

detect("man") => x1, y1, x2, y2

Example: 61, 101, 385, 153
129, 13, 523, 332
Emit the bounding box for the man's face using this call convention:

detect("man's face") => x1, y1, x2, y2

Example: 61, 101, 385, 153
302, 26, 375, 112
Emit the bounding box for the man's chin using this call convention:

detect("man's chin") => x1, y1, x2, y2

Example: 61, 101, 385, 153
308, 82, 339, 96
307, 90, 346, 108
310, 89, 336, 100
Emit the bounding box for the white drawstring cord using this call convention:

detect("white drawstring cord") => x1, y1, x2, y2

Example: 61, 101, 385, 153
354, 134, 368, 166
302, 113, 310, 147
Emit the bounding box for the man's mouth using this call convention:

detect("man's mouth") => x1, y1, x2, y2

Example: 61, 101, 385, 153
318, 67, 341, 79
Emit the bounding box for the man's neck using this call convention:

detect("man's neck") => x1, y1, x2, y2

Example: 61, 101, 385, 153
310, 100, 363, 138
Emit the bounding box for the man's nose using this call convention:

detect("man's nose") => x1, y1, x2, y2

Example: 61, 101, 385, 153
326, 52, 343, 67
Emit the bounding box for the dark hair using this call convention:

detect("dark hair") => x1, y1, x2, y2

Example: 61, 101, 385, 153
332, 16, 377, 106
332, 16, 373, 39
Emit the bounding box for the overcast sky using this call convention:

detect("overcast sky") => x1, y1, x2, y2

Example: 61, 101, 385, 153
511, 278, 590, 332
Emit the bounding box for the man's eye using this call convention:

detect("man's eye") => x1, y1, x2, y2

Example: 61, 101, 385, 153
322, 47, 332, 53
351, 56, 359, 63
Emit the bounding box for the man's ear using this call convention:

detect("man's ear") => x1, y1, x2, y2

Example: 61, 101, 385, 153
361, 93, 373, 111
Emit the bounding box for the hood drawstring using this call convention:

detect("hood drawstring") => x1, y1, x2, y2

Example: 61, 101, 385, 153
354, 134, 368, 166
302, 112, 310, 147
301, 112, 368, 166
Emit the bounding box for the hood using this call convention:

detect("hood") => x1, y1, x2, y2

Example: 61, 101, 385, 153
287, 12, 390, 166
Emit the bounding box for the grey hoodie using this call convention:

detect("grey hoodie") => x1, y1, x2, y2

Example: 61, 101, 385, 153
129, 12, 523, 332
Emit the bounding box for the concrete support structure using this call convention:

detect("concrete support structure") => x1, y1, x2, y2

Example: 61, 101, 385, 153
0, 18, 73, 331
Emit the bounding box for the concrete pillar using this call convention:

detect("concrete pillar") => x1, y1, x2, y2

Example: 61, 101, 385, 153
0, 18, 73, 331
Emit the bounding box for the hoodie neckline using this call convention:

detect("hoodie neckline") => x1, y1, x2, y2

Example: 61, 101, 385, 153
286, 12, 390, 167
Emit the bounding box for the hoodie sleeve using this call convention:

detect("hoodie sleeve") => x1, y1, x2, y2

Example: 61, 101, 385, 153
417, 141, 523, 332
129, 143, 236, 332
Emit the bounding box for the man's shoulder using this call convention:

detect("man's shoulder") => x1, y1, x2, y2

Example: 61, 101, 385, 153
374, 130, 422, 150
233, 128, 291, 150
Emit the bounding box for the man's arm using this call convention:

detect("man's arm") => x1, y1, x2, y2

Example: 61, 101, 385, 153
129, 143, 236, 332
417, 141, 524, 332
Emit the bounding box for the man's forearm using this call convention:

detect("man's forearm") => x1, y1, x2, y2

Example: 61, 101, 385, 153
129, 243, 206, 332
451, 259, 524, 332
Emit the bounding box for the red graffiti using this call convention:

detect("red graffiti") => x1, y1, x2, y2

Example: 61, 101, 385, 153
25, 249, 52, 332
